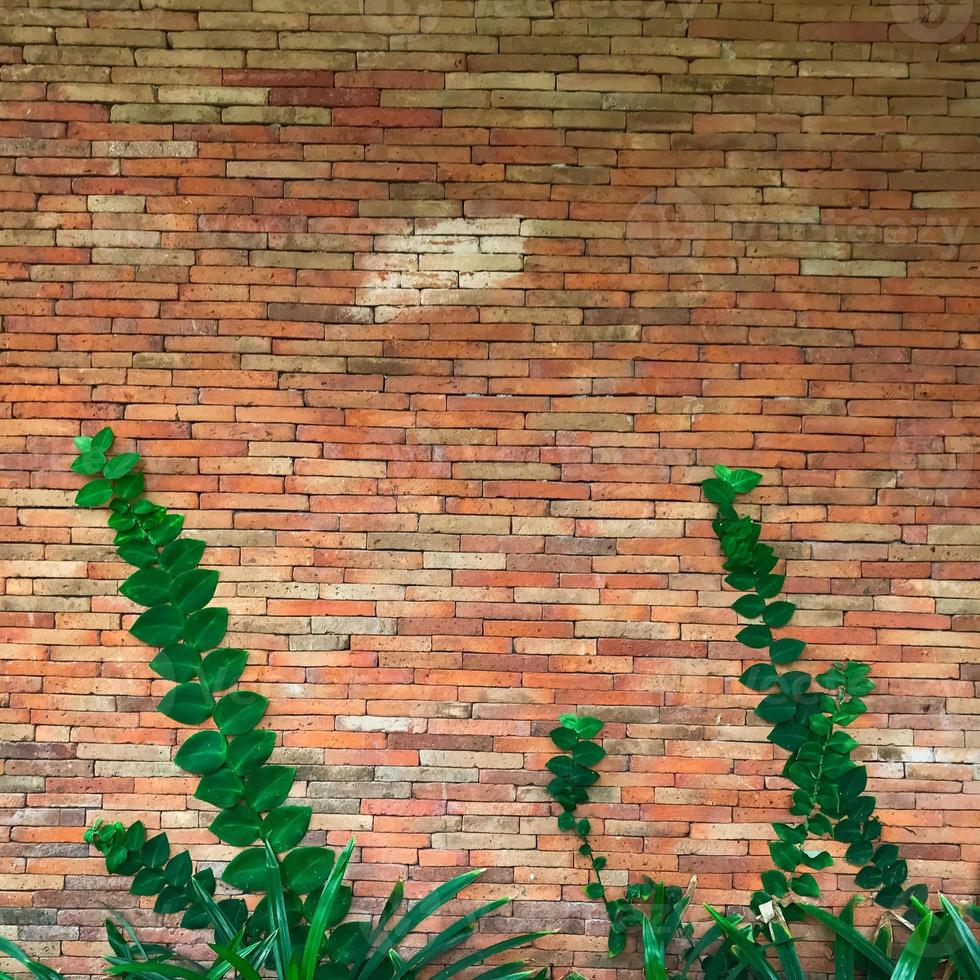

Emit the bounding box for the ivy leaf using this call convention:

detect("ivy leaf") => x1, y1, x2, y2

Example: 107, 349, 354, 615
761, 870, 787, 898
131, 868, 165, 896
245, 765, 295, 812
210, 804, 261, 847
141, 833, 169, 869
585, 882, 604, 900
769, 720, 809, 752
763, 601, 796, 628
184, 607, 228, 653
114, 472, 144, 500
226, 729, 277, 775
201, 648, 248, 692
130, 604, 185, 647
703, 478, 736, 505
571, 741, 605, 767
149, 644, 200, 683
799, 849, 833, 870
756, 694, 796, 723
221, 848, 267, 893
756, 574, 785, 599
104, 452, 140, 480
74, 435, 93, 452
174, 730, 227, 775
550, 726, 578, 751
262, 805, 312, 851
171, 568, 219, 614
164, 850, 192, 887
91, 427, 114, 452
117, 540, 158, 568
839, 767, 867, 801
195, 768, 244, 809
846, 841, 874, 865
736, 625, 772, 649
790, 873, 820, 898
855, 865, 883, 889
214, 690, 268, 736
120, 569, 172, 607
160, 538, 207, 575
740, 663, 778, 691
282, 846, 334, 894
769, 840, 802, 872
770, 638, 806, 665
72, 450, 106, 475
158, 682, 213, 725
732, 594, 765, 619
76, 479, 114, 508
728, 468, 763, 494
148, 513, 184, 547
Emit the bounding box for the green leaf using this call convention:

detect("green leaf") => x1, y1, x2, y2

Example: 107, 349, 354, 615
221, 847, 267, 893
131, 867, 165, 896
164, 850, 192, 887
736, 624, 772, 648
210, 804, 261, 846
761, 870, 788, 897
153, 885, 189, 914
769, 721, 809, 752
799, 848, 833, 870
281, 846, 334, 894
201, 648, 248, 692
798, 903, 895, 975
855, 865, 882, 889
763, 601, 796, 628
117, 539, 158, 568
756, 574, 785, 599
171, 568, 219, 614
91, 427, 114, 452
728, 468, 763, 494
195, 768, 244, 809
76, 479, 114, 508
939, 895, 980, 980
104, 452, 140, 480
769, 840, 801, 872
130, 604, 185, 647
732, 594, 765, 619
740, 662, 778, 691
771, 637, 806, 665
262, 805, 312, 851
72, 450, 106, 475
160, 537, 207, 575
214, 691, 268, 736
114, 472, 144, 500
557, 811, 575, 831
890, 909, 933, 980
839, 766, 867, 800
790, 873, 820, 898
174, 730, 227, 775
703, 478, 736, 505
756, 694, 796, 723
562, 713, 603, 739
550, 726, 578, 750
120, 568, 172, 607
227, 729, 277, 775
245, 765, 295, 812
571, 740, 604, 766
183, 606, 228, 652
148, 513, 184, 547
158, 682, 213, 725
149, 643, 200, 683
141, 833, 169, 869
74, 435, 93, 452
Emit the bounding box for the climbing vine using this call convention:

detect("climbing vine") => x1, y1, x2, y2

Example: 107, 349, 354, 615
700, 464, 925, 913
73, 427, 353, 937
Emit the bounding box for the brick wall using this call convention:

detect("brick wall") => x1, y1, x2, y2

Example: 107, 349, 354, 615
1, 1, 978, 976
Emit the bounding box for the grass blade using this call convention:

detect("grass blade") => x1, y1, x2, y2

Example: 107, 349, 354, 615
891, 910, 933, 980
264, 840, 294, 977
704, 906, 779, 980
300, 838, 355, 980
429, 933, 549, 980
768, 916, 804, 980
0, 938, 67, 980
940, 895, 980, 980
642, 916, 668, 980
835, 897, 857, 980
189, 878, 237, 947
799, 902, 896, 975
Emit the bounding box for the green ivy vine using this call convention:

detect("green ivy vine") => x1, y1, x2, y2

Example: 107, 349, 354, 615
73, 428, 344, 941
702, 464, 927, 915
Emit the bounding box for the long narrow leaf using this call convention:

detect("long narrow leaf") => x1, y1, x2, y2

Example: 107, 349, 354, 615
367, 881, 405, 949
429, 934, 549, 980
397, 898, 511, 977
835, 897, 857, 980
300, 838, 356, 980
704, 906, 780, 980
799, 902, 896, 975
264, 840, 294, 978
891, 910, 933, 980
642, 917, 668, 980
208, 941, 266, 980
0, 939, 67, 980
190, 878, 237, 947
768, 917, 805, 980
684, 921, 726, 971
940, 895, 980, 980
351, 867, 484, 980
